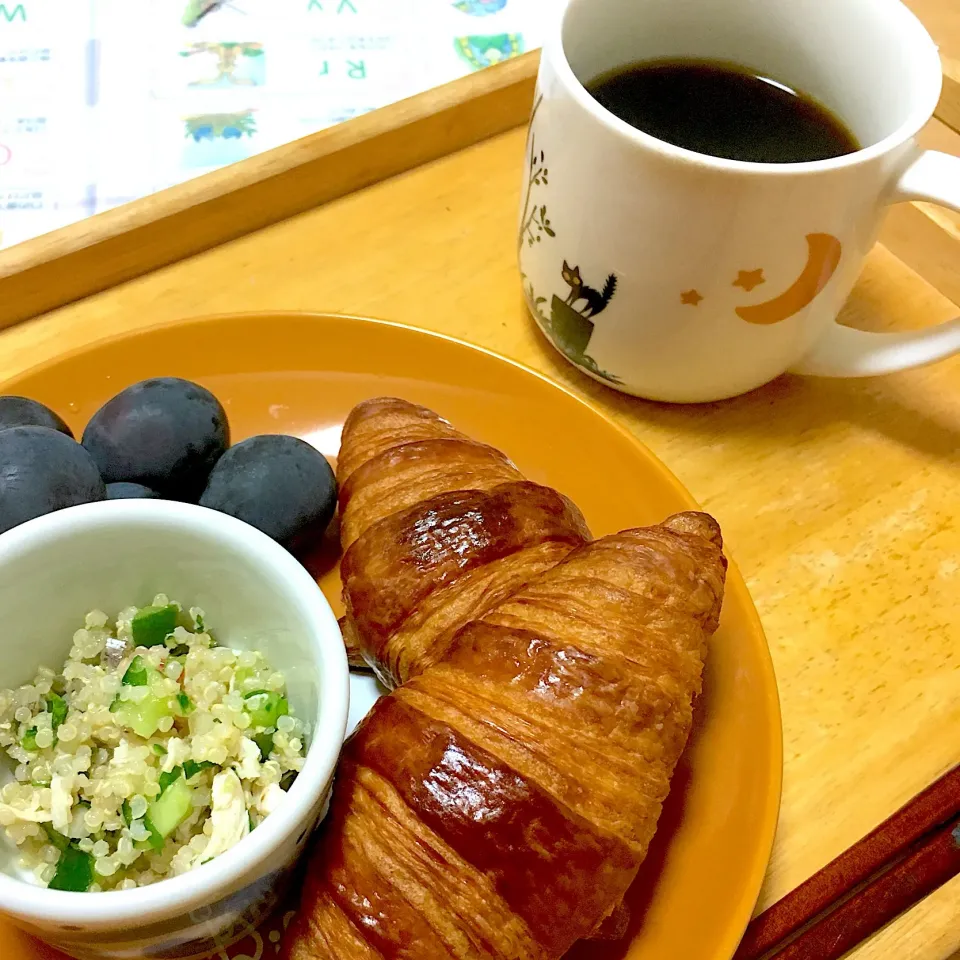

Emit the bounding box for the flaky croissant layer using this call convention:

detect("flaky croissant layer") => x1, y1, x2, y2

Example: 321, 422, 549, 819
283, 399, 726, 959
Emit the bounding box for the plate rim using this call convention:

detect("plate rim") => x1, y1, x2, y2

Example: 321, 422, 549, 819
3, 311, 702, 509
1, 310, 783, 959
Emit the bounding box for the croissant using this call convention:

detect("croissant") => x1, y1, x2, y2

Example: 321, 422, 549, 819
284, 399, 726, 959
336, 398, 592, 685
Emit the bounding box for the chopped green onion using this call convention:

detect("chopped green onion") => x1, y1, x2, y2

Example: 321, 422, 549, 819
193, 613, 205, 632
132, 604, 178, 648
122, 655, 149, 686
158, 767, 182, 793
152, 743, 167, 756
182, 760, 216, 781
142, 814, 164, 851
42, 823, 70, 851
243, 691, 289, 729
109, 695, 122, 713
21, 727, 38, 751
48, 846, 94, 892
252, 732, 274, 761
176, 692, 195, 715
47, 693, 67, 737
121, 799, 133, 827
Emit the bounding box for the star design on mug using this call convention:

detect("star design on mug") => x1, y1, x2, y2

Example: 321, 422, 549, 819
733, 268, 765, 292
680, 289, 703, 306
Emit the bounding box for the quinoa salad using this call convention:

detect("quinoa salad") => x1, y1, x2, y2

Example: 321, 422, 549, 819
0, 596, 307, 892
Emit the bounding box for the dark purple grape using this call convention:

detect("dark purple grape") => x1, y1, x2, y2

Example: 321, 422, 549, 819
0, 427, 106, 534
82, 378, 229, 501
0, 397, 73, 437
106, 482, 160, 500
199, 435, 336, 544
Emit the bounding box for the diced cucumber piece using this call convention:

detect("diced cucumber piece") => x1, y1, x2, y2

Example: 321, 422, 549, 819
147, 778, 194, 839
49, 846, 94, 892
234, 666, 258, 687
243, 691, 288, 728
132, 604, 178, 648
43, 823, 70, 851
126, 799, 165, 852
183, 760, 216, 781
113, 692, 173, 739
114, 656, 165, 732
122, 655, 149, 686
129, 814, 164, 853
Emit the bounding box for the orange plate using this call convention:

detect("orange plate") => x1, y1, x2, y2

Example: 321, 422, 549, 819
0, 313, 781, 960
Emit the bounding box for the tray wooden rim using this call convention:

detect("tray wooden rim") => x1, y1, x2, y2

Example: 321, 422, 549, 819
0, 52, 956, 332
0, 52, 541, 330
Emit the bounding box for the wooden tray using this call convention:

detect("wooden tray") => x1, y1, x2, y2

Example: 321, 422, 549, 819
0, 53, 535, 329
0, 53, 958, 330
0, 34, 958, 960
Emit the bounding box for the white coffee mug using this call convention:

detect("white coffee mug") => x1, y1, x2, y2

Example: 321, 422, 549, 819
518, 0, 960, 402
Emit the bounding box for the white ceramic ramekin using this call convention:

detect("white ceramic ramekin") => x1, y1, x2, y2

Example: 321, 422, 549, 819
0, 500, 349, 959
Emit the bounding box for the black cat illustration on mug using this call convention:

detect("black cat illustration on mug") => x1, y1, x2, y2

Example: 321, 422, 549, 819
561, 261, 618, 317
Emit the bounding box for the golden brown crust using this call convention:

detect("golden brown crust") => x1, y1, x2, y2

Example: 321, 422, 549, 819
339, 438, 521, 551
342, 481, 590, 684
590, 902, 632, 940
336, 398, 590, 685
286, 400, 727, 960
294, 755, 552, 960
287, 516, 726, 960
338, 615, 371, 671
337, 397, 472, 489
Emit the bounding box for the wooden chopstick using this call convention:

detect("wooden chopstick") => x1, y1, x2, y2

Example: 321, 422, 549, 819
763, 815, 960, 960
735, 765, 960, 960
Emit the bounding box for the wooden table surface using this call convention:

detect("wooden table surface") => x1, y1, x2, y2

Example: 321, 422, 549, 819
1, 4, 959, 959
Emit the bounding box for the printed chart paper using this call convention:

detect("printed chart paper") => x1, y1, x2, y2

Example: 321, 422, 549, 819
0, 0, 553, 249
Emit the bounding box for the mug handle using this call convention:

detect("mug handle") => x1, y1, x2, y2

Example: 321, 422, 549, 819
789, 150, 960, 377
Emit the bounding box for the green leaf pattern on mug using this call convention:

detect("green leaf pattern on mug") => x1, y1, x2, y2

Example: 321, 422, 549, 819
519, 157, 550, 246
520, 97, 622, 385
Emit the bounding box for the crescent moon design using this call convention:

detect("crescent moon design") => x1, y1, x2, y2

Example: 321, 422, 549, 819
735, 233, 842, 325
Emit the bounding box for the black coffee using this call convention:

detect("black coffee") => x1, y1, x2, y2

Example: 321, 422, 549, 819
587, 58, 860, 164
